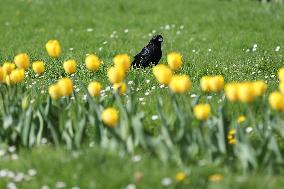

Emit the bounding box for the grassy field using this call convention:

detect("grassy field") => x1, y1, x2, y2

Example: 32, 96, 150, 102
1, 0, 284, 188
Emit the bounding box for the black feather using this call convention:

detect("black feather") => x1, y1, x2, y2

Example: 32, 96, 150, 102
132, 35, 163, 68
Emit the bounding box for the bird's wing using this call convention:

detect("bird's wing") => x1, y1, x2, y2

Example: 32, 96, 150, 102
134, 46, 149, 59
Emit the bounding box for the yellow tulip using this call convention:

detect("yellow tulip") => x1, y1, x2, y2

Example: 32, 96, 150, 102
107, 66, 125, 84
209, 174, 224, 182
48, 84, 61, 100
167, 52, 182, 71
253, 80, 267, 97
269, 91, 284, 111
10, 69, 25, 84
237, 115, 246, 123
225, 83, 239, 102
200, 76, 211, 92
113, 54, 131, 72
278, 68, 284, 82
153, 64, 173, 85
169, 75, 191, 94
5, 75, 11, 85
209, 75, 224, 92
85, 54, 100, 71
57, 77, 73, 96
228, 129, 237, 145
102, 107, 119, 128
46, 40, 61, 58
88, 81, 101, 97
32, 61, 45, 74
2, 62, 16, 75
14, 53, 29, 70
193, 103, 211, 121
279, 82, 284, 94
237, 82, 255, 103
175, 172, 186, 182
113, 82, 127, 95
63, 59, 77, 74
0, 67, 4, 82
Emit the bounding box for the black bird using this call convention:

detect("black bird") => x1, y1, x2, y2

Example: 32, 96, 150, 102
132, 35, 163, 68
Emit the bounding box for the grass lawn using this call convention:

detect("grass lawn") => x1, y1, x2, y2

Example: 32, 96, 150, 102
0, 0, 284, 188
1, 147, 284, 189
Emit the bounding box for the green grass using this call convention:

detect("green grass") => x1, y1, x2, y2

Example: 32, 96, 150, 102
1, 0, 284, 188
0, 147, 284, 189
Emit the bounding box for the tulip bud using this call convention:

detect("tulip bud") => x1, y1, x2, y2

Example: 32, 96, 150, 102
113, 82, 127, 95
278, 68, 284, 82
102, 108, 119, 128
269, 91, 284, 111
48, 84, 61, 100
0, 67, 4, 82
46, 40, 61, 58
14, 53, 30, 70
279, 82, 284, 94
200, 76, 211, 92
167, 52, 182, 71
2, 62, 15, 75
88, 81, 101, 97
113, 54, 131, 73
237, 82, 255, 103
107, 66, 125, 84
85, 54, 100, 71
209, 75, 224, 92
169, 75, 191, 94
193, 103, 211, 120
153, 64, 172, 85
225, 83, 239, 102
63, 60, 77, 74
10, 69, 25, 84
32, 61, 45, 75
253, 80, 267, 97
57, 77, 73, 96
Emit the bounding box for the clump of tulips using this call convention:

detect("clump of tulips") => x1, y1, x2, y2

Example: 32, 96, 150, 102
2, 39, 284, 173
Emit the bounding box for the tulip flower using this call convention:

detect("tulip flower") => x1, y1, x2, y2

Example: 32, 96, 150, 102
102, 107, 119, 128
278, 68, 284, 82
2, 62, 15, 75
269, 91, 284, 111
228, 129, 237, 144
113, 54, 131, 73
0, 67, 4, 82
279, 82, 284, 94
14, 53, 30, 70
200, 76, 211, 92
88, 81, 102, 97
237, 115, 246, 124
153, 64, 173, 85
57, 77, 73, 96
193, 103, 211, 120
107, 66, 125, 84
32, 61, 45, 75
167, 52, 182, 71
10, 69, 25, 84
237, 82, 255, 103
209, 75, 224, 92
253, 80, 267, 97
85, 54, 100, 71
63, 60, 77, 74
169, 75, 191, 94
113, 82, 127, 95
175, 172, 186, 182
48, 84, 61, 100
225, 83, 239, 102
46, 40, 61, 58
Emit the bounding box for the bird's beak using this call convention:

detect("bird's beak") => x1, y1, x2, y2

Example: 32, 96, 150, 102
158, 38, 163, 42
